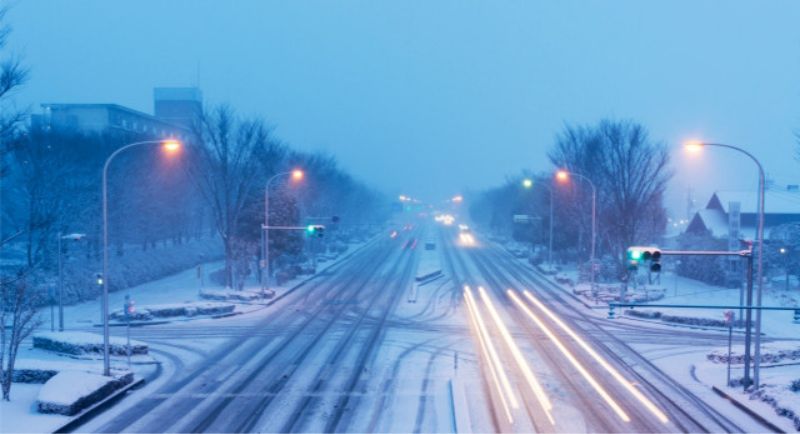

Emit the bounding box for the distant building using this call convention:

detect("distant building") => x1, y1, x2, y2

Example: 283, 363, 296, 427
686, 187, 800, 240
153, 87, 203, 130
31, 87, 202, 141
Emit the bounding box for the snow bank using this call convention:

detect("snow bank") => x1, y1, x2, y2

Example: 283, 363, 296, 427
33, 331, 148, 356
416, 247, 442, 282
109, 301, 235, 320
37, 370, 133, 416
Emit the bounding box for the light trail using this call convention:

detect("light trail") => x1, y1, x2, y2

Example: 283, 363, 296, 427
522, 290, 670, 424
508, 290, 629, 423
464, 286, 516, 424
479, 287, 555, 425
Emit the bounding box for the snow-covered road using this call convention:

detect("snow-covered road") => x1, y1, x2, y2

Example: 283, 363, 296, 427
60, 220, 781, 433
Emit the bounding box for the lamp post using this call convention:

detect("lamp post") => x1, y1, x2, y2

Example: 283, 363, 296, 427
262, 169, 304, 292
685, 140, 765, 388
556, 170, 597, 293
522, 178, 555, 268
780, 247, 789, 291
102, 139, 180, 376
57, 232, 86, 331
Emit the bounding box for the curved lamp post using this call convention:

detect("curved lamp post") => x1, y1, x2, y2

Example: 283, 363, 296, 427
101, 139, 181, 376
262, 169, 304, 292
556, 170, 597, 294
685, 140, 765, 388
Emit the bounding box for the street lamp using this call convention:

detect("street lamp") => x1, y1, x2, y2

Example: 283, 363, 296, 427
57, 232, 86, 332
101, 138, 181, 376
522, 178, 555, 268
556, 170, 597, 293
262, 169, 304, 292
684, 139, 765, 388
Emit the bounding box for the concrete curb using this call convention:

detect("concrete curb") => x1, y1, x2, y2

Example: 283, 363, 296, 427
711, 385, 785, 433
53, 377, 146, 433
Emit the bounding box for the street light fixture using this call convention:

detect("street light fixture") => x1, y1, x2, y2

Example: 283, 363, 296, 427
556, 169, 597, 294
262, 169, 305, 292
683, 139, 765, 388
522, 178, 533, 189
101, 138, 182, 376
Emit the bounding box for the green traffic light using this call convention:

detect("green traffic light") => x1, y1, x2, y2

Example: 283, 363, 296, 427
306, 225, 315, 233
629, 249, 642, 261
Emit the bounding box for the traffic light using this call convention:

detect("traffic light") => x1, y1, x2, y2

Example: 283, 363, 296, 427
306, 225, 325, 238
627, 246, 662, 272
95, 273, 104, 286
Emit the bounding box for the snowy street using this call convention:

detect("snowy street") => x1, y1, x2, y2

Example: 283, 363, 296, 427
7, 223, 773, 433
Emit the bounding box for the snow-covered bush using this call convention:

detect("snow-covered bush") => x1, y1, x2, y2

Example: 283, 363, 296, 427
708, 346, 800, 365
33, 332, 148, 356
11, 368, 58, 384
37, 370, 133, 416
200, 289, 262, 302
110, 302, 235, 320
26, 238, 222, 308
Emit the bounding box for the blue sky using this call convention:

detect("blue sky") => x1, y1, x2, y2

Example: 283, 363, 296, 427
8, 1, 800, 213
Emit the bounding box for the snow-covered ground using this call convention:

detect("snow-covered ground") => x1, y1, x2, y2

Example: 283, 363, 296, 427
2, 236, 375, 433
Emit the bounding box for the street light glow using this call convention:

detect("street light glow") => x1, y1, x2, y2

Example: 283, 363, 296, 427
556, 170, 569, 182
291, 169, 304, 181
684, 140, 704, 154
522, 178, 533, 189
162, 139, 181, 154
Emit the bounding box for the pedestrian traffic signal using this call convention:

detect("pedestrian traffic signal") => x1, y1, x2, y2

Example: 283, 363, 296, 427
627, 246, 662, 272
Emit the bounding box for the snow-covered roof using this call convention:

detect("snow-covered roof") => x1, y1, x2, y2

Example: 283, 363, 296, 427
712, 190, 800, 215
694, 209, 728, 238
687, 208, 757, 240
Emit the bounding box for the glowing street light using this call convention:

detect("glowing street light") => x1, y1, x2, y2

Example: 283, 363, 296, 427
452, 195, 464, 203
683, 139, 766, 388
162, 139, 181, 154
291, 169, 304, 181
555, 170, 569, 182
101, 138, 182, 376
522, 178, 533, 189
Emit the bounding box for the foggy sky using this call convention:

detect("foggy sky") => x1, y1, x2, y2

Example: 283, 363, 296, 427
8, 1, 800, 214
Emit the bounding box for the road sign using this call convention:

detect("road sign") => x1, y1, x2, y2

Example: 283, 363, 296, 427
723, 310, 735, 326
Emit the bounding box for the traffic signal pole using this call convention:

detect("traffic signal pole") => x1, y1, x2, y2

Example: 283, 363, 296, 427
622, 247, 758, 389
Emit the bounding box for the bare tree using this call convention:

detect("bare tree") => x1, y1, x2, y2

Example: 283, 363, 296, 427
549, 119, 672, 274
0, 276, 42, 401
0, 5, 28, 179
189, 105, 277, 287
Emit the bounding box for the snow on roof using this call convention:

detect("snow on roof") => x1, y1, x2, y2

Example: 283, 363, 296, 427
695, 209, 729, 238
689, 208, 757, 240
713, 190, 800, 215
